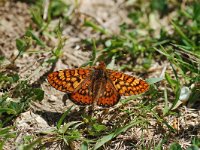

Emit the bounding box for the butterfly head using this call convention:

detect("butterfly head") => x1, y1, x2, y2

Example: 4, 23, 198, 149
97, 61, 106, 70
91, 61, 107, 79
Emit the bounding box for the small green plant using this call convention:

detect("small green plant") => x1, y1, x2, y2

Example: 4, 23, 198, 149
31, 0, 71, 30
0, 126, 16, 149
1, 0, 199, 149
0, 79, 44, 126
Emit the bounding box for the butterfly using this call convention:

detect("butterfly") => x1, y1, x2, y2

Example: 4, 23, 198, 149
47, 62, 149, 107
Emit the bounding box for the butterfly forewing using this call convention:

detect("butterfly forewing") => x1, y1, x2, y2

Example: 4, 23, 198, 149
97, 80, 120, 107
107, 69, 149, 96
47, 68, 91, 92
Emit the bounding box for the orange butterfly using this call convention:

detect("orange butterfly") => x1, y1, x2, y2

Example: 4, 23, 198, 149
47, 62, 149, 107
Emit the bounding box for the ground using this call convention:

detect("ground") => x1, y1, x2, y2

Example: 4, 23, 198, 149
0, 0, 199, 150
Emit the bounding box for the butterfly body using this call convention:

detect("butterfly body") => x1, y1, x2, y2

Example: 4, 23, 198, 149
90, 63, 109, 103
47, 62, 149, 107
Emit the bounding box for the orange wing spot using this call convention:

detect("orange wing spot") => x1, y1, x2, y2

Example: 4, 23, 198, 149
119, 89, 124, 95
133, 79, 140, 85
116, 84, 121, 89
119, 81, 125, 85
130, 91, 134, 95
82, 85, 87, 89
73, 81, 79, 88
78, 69, 89, 75
110, 76, 116, 81
65, 71, 71, 77
66, 78, 71, 81
132, 87, 136, 91
114, 72, 121, 78
65, 82, 71, 87
82, 75, 87, 79
122, 86, 127, 93
58, 71, 65, 80
71, 77, 77, 82
127, 77, 134, 83
74, 70, 79, 76
68, 86, 74, 91
70, 70, 75, 75
136, 86, 139, 91
55, 84, 58, 89
58, 86, 63, 91
127, 87, 132, 91
124, 74, 129, 80
119, 74, 124, 80
140, 88, 145, 92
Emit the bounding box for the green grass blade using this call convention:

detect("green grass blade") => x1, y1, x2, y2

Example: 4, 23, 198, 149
93, 120, 142, 150
57, 105, 74, 129
81, 141, 88, 150
146, 77, 164, 84
171, 21, 194, 46
25, 30, 45, 47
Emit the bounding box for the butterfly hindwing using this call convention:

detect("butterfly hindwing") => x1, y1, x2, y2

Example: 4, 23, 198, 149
68, 79, 93, 105
97, 80, 120, 107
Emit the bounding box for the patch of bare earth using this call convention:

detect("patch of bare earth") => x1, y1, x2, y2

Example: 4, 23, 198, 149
0, 0, 199, 149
